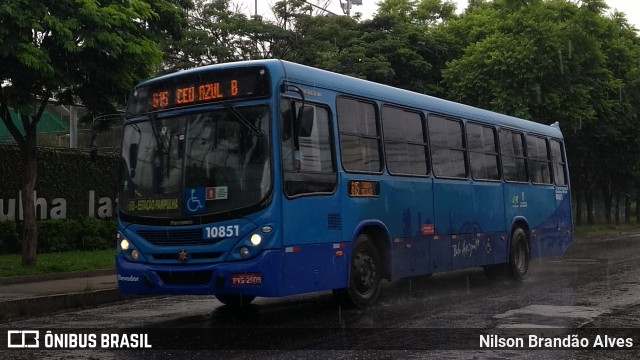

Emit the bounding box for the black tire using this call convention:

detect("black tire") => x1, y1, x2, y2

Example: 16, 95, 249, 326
333, 235, 382, 308
508, 227, 530, 281
215, 294, 256, 307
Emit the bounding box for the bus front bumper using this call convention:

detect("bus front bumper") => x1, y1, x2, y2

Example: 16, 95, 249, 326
116, 249, 282, 297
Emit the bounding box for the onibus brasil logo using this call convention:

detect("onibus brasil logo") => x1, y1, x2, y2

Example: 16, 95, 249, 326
6, 330, 152, 349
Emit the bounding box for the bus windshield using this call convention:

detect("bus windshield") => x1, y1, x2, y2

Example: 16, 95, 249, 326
119, 105, 271, 218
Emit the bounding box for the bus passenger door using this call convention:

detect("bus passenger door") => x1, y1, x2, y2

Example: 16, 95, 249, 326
279, 101, 344, 295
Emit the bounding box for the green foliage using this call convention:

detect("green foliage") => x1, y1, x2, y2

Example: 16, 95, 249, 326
0, 0, 181, 115
78, 217, 116, 250
0, 221, 20, 254
0, 0, 188, 265
1, 218, 115, 254
440, 0, 640, 224
169, 0, 456, 96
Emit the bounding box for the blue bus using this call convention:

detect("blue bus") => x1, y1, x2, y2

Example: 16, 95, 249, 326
116, 59, 572, 307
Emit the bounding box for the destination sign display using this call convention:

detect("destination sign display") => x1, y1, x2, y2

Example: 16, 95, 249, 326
126, 66, 271, 116
128, 198, 179, 212
348, 180, 380, 198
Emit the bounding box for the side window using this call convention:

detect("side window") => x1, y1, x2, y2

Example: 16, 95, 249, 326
381, 106, 428, 176
337, 97, 382, 173
428, 115, 467, 178
526, 135, 552, 184
281, 99, 336, 197
500, 130, 528, 182
467, 123, 500, 181
550, 139, 567, 186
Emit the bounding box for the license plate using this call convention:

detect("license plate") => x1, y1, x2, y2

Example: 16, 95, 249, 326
231, 273, 263, 286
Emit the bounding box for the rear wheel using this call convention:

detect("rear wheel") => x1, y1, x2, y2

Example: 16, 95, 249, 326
215, 294, 256, 307
508, 227, 530, 281
333, 235, 382, 308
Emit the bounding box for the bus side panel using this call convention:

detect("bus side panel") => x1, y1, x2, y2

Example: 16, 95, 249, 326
281, 242, 349, 296
338, 175, 435, 281
501, 183, 527, 264
556, 188, 573, 251
381, 177, 434, 280
280, 195, 346, 294
432, 179, 473, 273
504, 184, 558, 260
472, 181, 505, 266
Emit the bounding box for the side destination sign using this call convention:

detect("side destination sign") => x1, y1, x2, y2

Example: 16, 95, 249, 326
348, 180, 380, 198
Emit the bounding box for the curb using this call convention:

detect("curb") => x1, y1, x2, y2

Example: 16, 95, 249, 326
0, 269, 115, 285
0, 288, 122, 320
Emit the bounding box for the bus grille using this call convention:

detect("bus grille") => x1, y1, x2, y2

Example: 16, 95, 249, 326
137, 229, 217, 246
152, 252, 222, 261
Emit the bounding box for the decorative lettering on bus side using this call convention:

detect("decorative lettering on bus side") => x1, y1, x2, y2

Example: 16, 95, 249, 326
348, 180, 380, 198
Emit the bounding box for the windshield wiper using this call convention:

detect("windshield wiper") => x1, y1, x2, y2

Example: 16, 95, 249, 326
223, 103, 264, 137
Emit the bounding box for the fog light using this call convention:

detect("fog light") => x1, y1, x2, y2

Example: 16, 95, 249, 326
250, 234, 262, 246
239, 247, 250, 257
131, 249, 139, 261
120, 239, 130, 251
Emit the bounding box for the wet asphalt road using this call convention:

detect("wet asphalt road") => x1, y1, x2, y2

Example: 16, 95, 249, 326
3, 234, 640, 359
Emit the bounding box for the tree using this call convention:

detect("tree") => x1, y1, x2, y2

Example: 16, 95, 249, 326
0, 0, 187, 266
440, 0, 640, 224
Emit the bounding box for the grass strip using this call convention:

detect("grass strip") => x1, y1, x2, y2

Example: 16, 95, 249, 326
0, 249, 115, 278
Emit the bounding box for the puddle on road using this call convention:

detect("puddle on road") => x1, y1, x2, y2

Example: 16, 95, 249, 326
494, 305, 609, 328
547, 258, 603, 265
495, 305, 607, 319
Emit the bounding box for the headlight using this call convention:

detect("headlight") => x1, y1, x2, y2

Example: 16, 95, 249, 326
250, 234, 262, 246
120, 239, 130, 251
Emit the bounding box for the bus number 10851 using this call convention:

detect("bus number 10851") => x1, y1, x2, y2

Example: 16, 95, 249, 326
204, 225, 240, 239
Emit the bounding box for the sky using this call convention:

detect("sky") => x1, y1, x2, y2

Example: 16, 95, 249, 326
235, 0, 640, 29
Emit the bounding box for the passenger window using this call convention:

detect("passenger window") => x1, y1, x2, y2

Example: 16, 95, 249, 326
526, 135, 552, 184
467, 123, 500, 181
550, 140, 567, 186
500, 130, 528, 182
337, 97, 382, 173
381, 106, 428, 176
428, 115, 467, 178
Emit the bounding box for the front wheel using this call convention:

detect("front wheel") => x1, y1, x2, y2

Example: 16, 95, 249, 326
333, 235, 382, 308
215, 294, 256, 307
508, 228, 530, 281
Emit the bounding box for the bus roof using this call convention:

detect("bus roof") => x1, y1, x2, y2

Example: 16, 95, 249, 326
137, 59, 563, 139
